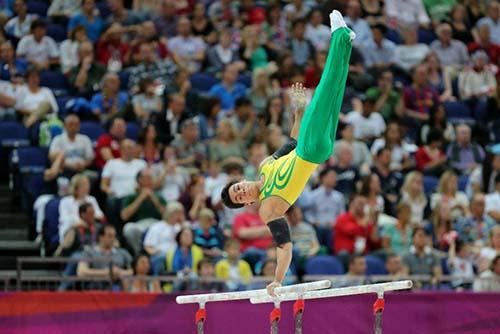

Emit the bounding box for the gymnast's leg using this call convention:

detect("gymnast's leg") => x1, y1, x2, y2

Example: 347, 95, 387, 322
296, 11, 355, 164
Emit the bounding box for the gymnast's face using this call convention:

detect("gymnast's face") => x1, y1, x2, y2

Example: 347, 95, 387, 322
229, 181, 260, 204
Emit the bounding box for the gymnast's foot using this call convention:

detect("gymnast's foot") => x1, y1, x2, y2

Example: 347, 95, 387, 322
330, 10, 356, 40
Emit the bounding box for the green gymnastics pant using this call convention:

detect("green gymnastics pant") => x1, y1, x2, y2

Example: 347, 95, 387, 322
296, 27, 353, 164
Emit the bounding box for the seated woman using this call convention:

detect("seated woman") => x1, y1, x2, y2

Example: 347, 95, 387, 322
427, 201, 456, 251
422, 52, 454, 102
208, 119, 246, 164
370, 121, 414, 172
137, 124, 162, 165
124, 254, 161, 293
359, 173, 385, 213
132, 77, 162, 127
153, 146, 190, 202
381, 202, 413, 256
60, 25, 89, 75
166, 227, 204, 284
90, 72, 129, 123
400, 171, 428, 225
415, 129, 448, 177
430, 170, 470, 216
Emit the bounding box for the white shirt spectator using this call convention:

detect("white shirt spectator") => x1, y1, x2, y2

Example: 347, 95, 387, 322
473, 269, 500, 292
430, 39, 469, 67
143, 221, 182, 254
15, 85, 58, 113
283, 3, 311, 19
458, 66, 497, 100
306, 186, 345, 227
49, 132, 94, 166
485, 191, 500, 218
394, 43, 431, 71
16, 35, 59, 64
476, 17, 500, 44
167, 36, 206, 72
344, 111, 386, 140
59, 39, 80, 74
305, 23, 331, 51
344, 16, 373, 47
48, 0, 81, 18
371, 138, 416, 171
0, 80, 22, 118
466, 167, 498, 198
4, 14, 37, 38
430, 192, 469, 210
58, 195, 104, 241
101, 158, 147, 198
385, 0, 430, 27
152, 162, 190, 202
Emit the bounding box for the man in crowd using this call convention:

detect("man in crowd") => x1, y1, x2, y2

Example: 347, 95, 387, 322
402, 227, 442, 284
68, 41, 107, 99
447, 124, 485, 175
95, 117, 127, 169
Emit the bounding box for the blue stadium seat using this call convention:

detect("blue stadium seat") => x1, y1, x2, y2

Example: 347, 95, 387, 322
43, 197, 61, 248
15, 147, 48, 173
47, 23, 67, 42
385, 28, 402, 44
423, 176, 439, 196
118, 71, 130, 91
190, 73, 218, 92
458, 175, 469, 192
443, 101, 474, 124
490, 120, 500, 142
39, 70, 69, 97
0, 121, 30, 147
126, 122, 140, 141
365, 255, 387, 275
441, 257, 450, 275
80, 122, 104, 143
417, 28, 436, 44
96, 1, 111, 17
238, 73, 252, 88
305, 255, 344, 275
56, 96, 74, 116
27, 0, 48, 16
473, 101, 488, 122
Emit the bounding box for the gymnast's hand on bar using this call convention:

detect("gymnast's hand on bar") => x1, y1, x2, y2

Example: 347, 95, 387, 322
266, 281, 282, 297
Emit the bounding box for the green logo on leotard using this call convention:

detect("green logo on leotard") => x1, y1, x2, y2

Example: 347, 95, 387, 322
261, 156, 297, 197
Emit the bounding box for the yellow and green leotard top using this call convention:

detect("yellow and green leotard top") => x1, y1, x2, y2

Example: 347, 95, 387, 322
258, 149, 318, 206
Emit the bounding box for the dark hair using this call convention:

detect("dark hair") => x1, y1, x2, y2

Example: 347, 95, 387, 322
319, 167, 336, 180
220, 180, 244, 209
132, 253, 151, 274
97, 225, 115, 240
235, 97, 252, 109
348, 254, 365, 265
495, 173, 500, 185
25, 65, 39, 79
286, 204, 298, 214
200, 96, 221, 118
455, 239, 467, 253
292, 18, 306, 29
70, 24, 86, 40
78, 202, 92, 216
175, 227, 193, 245
491, 255, 500, 270
135, 168, 148, 182
412, 226, 427, 239
261, 259, 277, 276
137, 123, 159, 145
223, 162, 244, 175
106, 115, 125, 131
427, 128, 444, 145
197, 258, 214, 272
371, 23, 388, 35
360, 173, 377, 196
375, 146, 391, 157
138, 77, 154, 93
31, 19, 47, 31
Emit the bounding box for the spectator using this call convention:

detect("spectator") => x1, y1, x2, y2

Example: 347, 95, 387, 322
177, 259, 227, 292
191, 3, 217, 45
155, 93, 190, 145
423, 52, 454, 102
415, 128, 448, 176
0, 40, 27, 81
428, 201, 456, 250
305, 9, 330, 52
60, 25, 89, 75
95, 116, 126, 169
287, 205, 320, 266
262, 3, 288, 56
215, 238, 253, 291
402, 227, 442, 282
283, 0, 311, 21
153, 0, 178, 38
403, 64, 439, 124
365, 70, 404, 122
359, 173, 385, 213
371, 147, 403, 208
485, 174, 500, 222
468, 25, 499, 65
208, 64, 247, 114
359, 0, 385, 26
467, 0, 486, 26
446, 124, 485, 175
473, 254, 500, 292
131, 78, 162, 127
333, 123, 372, 173
143, 201, 185, 273
381, 202, 413, 255
385, 0, 430, 28
4, 0, 37, 39
124, 254, 161, 292
306, 168, 345, 247
287, 18, 315, 68
193, 208, 224, 259
467, 151, 500, 197
58, 174, 104, 241
162, 68, 198, 110
68, 0, 104, 43
344, 0, 373, 47
345, 95, 386, 143
171, 118, 207, 169
385, 253, 407, 276
331, 142, 360, 201
394, 26, 431, 72
106, 0, 141, 27
230, 96, 257, 143
430, 23, 469, 67
334, 194, 380, 256
209, 118, 245, 164
244, 142, 268, 181
48, 0, 81, 20
127, 41, 176, 92
153, 146, 189, 202
430, 170, 470, 215
335, 254, 369, 288
447, 239, 475, 289
179, 174, 212, 222
68, 41, 107, 99
127, 20, 168, 65
400, 171, 428, 225
475, 0, 500, 44
304, 51, 326, 89
101, 139, 147, 199
0, 79, 18, 120
90, 72, 129, 124
371, 121, 414, 172
166, 227, 203, 275
121, 168, 166, 246
168, 16, 206, 73
478, 226, 500, 273
363, 24, 396, 70
455, 193, 496, 245
420, 105, 456, 144
95, 23, 129, 72
206, 28, 242, 74
449, 4, 474, 46
55, 202, 101, 258
458, 51, 497, 116
239, 24, 269, 71
76, 225, 133, 288
262, 96, 292, 137
137, 124, 162, 165
16, 66, 58, 127
16, 19, 59, 70
48, 114, 93, 176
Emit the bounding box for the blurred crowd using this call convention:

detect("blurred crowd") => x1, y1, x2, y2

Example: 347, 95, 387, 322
1, 0, 499, 293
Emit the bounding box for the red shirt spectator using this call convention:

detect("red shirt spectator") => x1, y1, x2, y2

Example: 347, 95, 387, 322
334, 195, 379, 254
95, 117, 126, 169
96, 24, 130, 68
232, 204, 273, 252
415, 129, 447, 173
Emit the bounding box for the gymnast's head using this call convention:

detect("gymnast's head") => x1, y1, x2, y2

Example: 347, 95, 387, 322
221, 179, 260, 209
